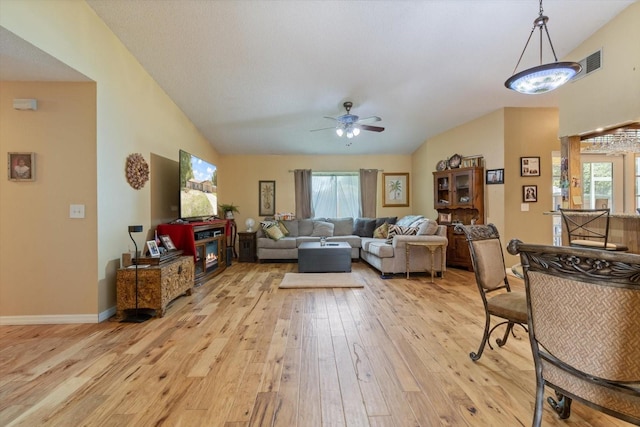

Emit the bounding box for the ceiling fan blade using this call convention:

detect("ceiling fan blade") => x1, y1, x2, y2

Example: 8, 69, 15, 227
323, 116, 338, 121
358, 116, 382, 123
310, 126, 336, 132
360, 124, 385, 132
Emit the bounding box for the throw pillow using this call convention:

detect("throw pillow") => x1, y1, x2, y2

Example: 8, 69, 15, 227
260, 220, 277, 229
353, 218, 376, 237
375, 217, 397, 229
327, 217, 353, 236
264, 223, 284, 241
373, 222, 389, 239
281, 220, 298, 237
277, 221, 289, 236
386, 224, 418, 244
418, 219, 439, 235
310, 221, 334, 237
396, 215, 424, 227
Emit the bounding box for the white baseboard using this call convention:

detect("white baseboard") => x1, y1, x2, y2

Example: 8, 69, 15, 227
99, 306, 117, 323
0, 307, 117, 325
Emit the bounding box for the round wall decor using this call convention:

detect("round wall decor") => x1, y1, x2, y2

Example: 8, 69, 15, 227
125, 153, 149, 190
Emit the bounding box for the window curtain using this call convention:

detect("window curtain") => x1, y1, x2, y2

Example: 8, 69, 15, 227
294, 169, 312, 219
359, 168, 378, 218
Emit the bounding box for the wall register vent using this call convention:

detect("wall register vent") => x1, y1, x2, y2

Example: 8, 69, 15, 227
573, 49, 602, 81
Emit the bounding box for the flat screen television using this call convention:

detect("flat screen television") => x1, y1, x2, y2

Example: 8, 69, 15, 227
179, 149, 218, 221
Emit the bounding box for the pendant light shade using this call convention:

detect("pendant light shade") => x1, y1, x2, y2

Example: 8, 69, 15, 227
505, 0, 582, 94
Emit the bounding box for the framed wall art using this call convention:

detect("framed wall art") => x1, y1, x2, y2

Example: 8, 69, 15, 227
383, 172, 409, 207
521, 156, 540, 177
523, 185, 538, 203
259, 180, 276, 216
486, 168, 504, 184
7, 152, 35, 181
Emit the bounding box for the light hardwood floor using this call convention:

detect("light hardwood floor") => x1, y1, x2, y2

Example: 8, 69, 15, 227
0, 262, 633, 426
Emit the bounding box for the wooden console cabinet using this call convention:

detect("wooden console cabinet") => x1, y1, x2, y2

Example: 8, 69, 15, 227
157, 221, 227, 285
433, 166, 484, 270
116, 255, 194, 318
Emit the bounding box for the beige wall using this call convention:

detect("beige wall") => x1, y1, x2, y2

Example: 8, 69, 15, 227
219, 154, 413, 236
559, 1, 640, 136
1, 1, 217, 322
503, 108, 559, 264
413, 107, 559, 265
0, 82, 97, 317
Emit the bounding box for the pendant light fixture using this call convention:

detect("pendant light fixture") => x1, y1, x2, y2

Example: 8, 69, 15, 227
505, 0, 582, 94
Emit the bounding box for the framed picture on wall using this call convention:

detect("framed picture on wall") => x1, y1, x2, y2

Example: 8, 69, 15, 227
259, 180, 276, 216
382, 173, 409, 207
7, 152, 35, 181
523, 185, 538, 203
521, 156, 540, 177
486, 168, 504, 184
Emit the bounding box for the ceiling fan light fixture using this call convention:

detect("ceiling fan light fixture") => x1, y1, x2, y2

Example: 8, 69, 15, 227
336, 128, 344, 137
346, 130, 354, 139
353, 126, 360, 136
505, 0, 582, 95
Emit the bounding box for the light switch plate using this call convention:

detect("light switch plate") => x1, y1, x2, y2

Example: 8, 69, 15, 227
70, 204, 85, 218
521, 203, 529, 212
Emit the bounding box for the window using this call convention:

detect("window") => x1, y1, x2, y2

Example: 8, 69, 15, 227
312, 172, 360, 218
580, 154, 623, 211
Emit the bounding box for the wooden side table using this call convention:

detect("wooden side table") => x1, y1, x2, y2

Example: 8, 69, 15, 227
405, 241, 447, 283
238, 231, 257, 262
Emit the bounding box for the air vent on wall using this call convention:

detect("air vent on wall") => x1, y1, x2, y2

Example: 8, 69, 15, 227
572, 49, 602, 81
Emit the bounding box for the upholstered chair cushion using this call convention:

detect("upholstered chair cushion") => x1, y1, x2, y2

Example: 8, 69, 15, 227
471, 239, 507, 290
487, 292, 528, 324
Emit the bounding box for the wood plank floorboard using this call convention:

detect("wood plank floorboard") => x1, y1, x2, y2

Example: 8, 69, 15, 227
0, 262, 634, 426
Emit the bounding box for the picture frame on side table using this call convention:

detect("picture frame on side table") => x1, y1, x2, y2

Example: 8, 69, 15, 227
146, 240, 161, 257
259, 180, 276, 216
383, 172, 409, 207
523, 185, 538, 203
7, 152, 35, 181
438, 212, 452, 224
521, 156, 540, 177
159, 234, 177, 251
486, 168, 504, 184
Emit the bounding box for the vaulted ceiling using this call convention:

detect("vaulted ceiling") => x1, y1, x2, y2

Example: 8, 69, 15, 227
1, 1, 635, 155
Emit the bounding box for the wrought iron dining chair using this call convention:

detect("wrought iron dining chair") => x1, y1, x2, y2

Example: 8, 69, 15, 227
559, 208, 628, 251
455, 224, 528, 361
507, 240, 640, 426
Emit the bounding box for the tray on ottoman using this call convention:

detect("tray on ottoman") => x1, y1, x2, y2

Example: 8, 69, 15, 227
298, 242, 352, 273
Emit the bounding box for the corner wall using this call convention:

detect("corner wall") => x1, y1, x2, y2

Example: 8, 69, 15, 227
1, 1, 217, 322
0, 82, 97, 319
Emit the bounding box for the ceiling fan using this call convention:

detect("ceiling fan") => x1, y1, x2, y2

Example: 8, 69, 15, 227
311, 101, 385, 139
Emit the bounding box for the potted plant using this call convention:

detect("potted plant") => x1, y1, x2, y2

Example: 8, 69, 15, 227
219, 203, 239, 219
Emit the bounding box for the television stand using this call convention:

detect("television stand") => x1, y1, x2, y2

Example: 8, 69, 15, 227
157, 220, 227, 286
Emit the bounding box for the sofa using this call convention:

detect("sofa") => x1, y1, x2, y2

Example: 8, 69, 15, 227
256, 215, 448, 276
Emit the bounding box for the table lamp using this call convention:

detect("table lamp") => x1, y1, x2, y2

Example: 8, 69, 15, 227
121, 225, 152, 323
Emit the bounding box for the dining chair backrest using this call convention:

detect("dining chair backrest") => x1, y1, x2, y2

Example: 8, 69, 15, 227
507, 240, 640, 426
559, 208, 610, 247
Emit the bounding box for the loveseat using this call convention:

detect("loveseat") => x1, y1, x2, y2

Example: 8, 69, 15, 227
256, 215, 447, 277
